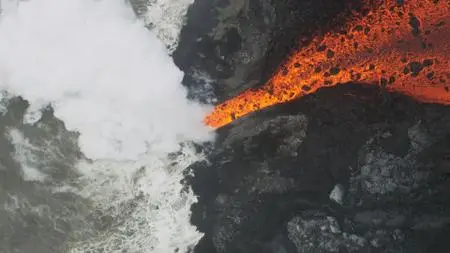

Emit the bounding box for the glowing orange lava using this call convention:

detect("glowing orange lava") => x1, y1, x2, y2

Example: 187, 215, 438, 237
205, 0, 450, 128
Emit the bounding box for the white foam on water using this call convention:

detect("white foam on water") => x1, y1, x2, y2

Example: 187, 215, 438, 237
139, 0, 194, 53
6, 128, 49, 182
0, 0, 213, 161
0, 89, 11, 115
69, 145, 205, 253
0, 0, 214, 252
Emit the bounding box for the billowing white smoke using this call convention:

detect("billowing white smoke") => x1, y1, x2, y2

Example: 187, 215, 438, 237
0, 0, 214, 252
0, 0, 212, 160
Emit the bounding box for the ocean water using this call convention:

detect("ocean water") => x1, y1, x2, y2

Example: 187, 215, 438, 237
0, 0, 214, 252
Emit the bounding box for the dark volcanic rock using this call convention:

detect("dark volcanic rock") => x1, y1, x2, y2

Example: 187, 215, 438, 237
184, 84, 450, 253
173, 0, 364, 103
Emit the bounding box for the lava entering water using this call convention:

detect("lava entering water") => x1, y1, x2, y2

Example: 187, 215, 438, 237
205, 0, 450, 128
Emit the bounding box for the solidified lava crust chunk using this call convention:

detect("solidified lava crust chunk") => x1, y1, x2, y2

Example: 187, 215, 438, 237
204, 0, 450, 128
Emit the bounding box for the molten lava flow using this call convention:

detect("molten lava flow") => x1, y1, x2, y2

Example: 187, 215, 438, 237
205, 0, 450, 128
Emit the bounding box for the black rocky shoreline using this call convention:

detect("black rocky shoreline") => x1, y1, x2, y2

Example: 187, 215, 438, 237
170, 1, 450, 252
185, 84, 450, 253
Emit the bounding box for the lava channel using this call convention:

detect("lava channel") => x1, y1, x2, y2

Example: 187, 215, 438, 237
204, 0, 450, 128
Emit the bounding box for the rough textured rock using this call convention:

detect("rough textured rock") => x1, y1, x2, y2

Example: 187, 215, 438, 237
173, 0, 364, 103
173, 1, 450, 252
184, 84, 450, 253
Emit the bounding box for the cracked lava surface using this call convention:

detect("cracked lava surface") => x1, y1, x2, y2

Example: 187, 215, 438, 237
204, 0, 450, 128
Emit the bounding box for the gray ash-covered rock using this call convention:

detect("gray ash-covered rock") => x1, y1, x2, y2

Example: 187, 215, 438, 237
287, 211, 367, 252
184, 84, 450, 253
173, 0, 365, 102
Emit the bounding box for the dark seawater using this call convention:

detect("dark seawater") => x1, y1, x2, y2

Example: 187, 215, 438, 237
0, 97, 96, 253
0, 0, 211, 252
0, 97, 206, 253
